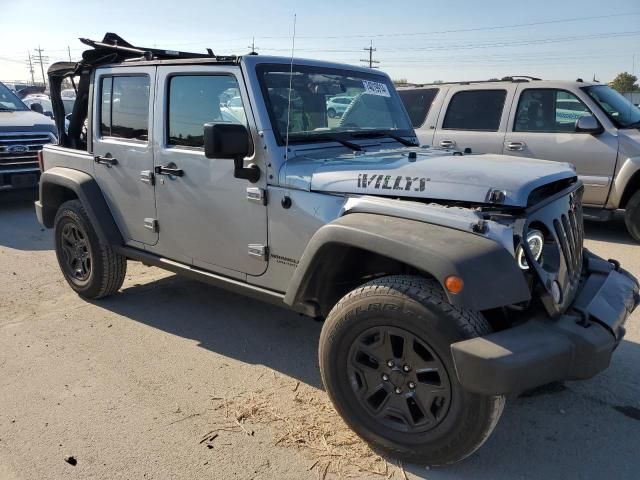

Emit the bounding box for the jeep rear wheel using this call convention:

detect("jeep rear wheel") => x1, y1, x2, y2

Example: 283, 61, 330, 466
319, 275, 504, 466
54, 199, 126, 299
624, 190, 640, 243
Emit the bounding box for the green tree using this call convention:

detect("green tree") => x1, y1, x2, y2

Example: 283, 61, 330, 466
609, 72, 639, 93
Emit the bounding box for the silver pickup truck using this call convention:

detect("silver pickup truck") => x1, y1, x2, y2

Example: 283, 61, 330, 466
398, 78, 640, 242
35, 34, 639, 466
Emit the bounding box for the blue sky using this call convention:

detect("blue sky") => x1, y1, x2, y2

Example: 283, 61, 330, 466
1, 0, 639, 84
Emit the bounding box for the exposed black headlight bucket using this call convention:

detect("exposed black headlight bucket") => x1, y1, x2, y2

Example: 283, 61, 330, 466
516, 229, 544, 270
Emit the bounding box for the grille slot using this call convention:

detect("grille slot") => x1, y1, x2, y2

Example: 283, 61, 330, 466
552, 209, 583, 282
0, 132, 55, 171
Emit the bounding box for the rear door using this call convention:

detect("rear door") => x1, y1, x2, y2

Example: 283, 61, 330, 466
503, 86, 618, 206
432, 86, 515, 154
93, 67, 158, 246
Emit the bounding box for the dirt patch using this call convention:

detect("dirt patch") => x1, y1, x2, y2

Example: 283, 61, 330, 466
206, 377, 410, 479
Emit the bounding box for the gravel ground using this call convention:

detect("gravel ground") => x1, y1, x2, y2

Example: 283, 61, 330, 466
1, 190, 639, 479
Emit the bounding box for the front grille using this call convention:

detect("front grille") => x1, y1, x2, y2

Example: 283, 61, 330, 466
552, 202, 584, 282
0, 132, 55, 171
525, 185, 584, 317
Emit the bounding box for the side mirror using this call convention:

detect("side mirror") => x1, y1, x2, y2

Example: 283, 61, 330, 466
30, 103, 44, 114
575, 115, 603, 134
203, 123, 259, 182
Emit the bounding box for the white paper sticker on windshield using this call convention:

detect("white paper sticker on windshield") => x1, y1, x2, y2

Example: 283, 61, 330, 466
362, 80, 390, 97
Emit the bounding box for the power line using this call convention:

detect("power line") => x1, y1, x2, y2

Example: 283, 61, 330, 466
361, 41, 380, 69
251, 11, 640, 39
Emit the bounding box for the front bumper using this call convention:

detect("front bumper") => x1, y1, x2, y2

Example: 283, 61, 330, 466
451, 251, 640, 396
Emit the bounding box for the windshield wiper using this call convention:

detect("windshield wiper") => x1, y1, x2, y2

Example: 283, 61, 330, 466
291, 134, 363, 151
348, 130, 418, 147
624, 120, 640, 128
0, 107, 17, 112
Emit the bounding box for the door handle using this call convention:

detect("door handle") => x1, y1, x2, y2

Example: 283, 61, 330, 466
439, 139, 456, 148
94, 154, 118, 167
506, 141, 525, 151
154, 165, 184, 177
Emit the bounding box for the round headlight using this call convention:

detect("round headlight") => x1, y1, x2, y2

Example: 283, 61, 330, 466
516, 229, 544, 270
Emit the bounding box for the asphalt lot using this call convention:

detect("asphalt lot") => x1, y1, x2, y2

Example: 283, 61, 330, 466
1, 190, 639, 479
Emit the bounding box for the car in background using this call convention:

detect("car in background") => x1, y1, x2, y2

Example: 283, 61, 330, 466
61, 88, 76, 98
225, 96, 247, 124
0, 81, 57, 191
398, 78, 640, 241
22, 95, 55, 118
326, 95, 354, 118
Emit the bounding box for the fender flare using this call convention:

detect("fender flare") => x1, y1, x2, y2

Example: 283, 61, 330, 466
37, 167, 123, 245
283, 213, 531, 313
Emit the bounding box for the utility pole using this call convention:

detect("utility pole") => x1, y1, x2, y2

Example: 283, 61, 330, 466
26, 52, 35, 84
248, 37, 259, 54
68, 46, 72, 62
361, 40, 379, 69
33, 46, 49, 87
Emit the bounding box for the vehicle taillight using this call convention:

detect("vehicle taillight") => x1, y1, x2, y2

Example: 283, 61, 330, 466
37, 150, 44, 172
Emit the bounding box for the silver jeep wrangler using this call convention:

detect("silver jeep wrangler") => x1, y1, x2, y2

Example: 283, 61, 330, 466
36, 34, 639, 466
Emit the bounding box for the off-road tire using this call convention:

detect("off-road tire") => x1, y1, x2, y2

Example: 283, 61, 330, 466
624, 190, 640, 243
54, 199, 126, 299
319, 275, 505, 466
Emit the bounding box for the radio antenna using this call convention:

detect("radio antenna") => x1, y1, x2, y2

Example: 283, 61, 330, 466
282, 13, 297, 200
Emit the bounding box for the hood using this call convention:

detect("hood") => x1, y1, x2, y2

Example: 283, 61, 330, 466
281, 147, 577, 208
0, 109, 56, 129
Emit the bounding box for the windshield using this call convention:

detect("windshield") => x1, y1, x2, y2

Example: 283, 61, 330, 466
0, 82, 28, 111
257, 64, 413, 144
582, 85, 640, 128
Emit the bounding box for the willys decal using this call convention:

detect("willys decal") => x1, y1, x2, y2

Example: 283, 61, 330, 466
357, 173, 427, 192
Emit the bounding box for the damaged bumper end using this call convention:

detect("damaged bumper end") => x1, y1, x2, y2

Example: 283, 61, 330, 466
451, 251, 640, 396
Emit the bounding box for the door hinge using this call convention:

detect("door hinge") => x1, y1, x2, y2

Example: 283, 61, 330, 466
248, 244, 268, 260
144, 218, 159, 232
140, 170, 155, 185
246, 187, 267, 205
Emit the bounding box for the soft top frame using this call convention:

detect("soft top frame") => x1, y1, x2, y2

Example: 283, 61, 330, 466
48, 33, 240, 149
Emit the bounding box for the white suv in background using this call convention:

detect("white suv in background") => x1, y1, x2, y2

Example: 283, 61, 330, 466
398, 78, 640, 241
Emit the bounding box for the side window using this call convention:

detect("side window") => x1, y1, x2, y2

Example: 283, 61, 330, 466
442, 90, 506, 131
514, 89, 591, 133
168, 75, 246, 148
398, 88, 438, 128
99, 77, 112, 136
100, 75, 150, 141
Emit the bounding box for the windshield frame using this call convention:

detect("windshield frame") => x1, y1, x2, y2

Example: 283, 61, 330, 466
0, 82, 29, 111
581, 85, 640, 129
255, 63, 415, 146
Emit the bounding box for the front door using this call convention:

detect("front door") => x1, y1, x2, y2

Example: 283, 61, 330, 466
149, 66, 268, 277
504, 87, 618, 206
93, 67, 158, 246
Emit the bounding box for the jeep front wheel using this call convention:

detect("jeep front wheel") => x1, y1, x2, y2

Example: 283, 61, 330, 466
319, 275, 504, 466
624, 190, 640, 243
54, 199, 127, 299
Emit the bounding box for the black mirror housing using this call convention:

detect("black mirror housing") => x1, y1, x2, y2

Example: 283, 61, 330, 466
204, 122, 250, 160
203, 122, 259, 183
30, 103, 44, 114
